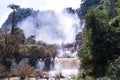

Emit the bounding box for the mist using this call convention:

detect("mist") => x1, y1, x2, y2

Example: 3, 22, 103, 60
17, 9, 82, 44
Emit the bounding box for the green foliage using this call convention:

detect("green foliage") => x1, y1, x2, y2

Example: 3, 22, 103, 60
78, 28, 93, 75
84, 75, 94, 80
10, 64, 34, 79
78, 0, 120, 78
103, 0, 117, 18
72, 74, 94, 80
0, 29, 21, 69
26, 35, 36, 44
117, 0, 120, 13
8, 4, 21, 34
76, 0, 101, 18
72, 75, 81, 80
30, 69, 44, 78
10, 64, 44, 79
14, 27, 25, 44
0, 64, 7, 77
106, 57, 120, 80
2, 8, 33, 28
79, 7, 109, 77
20, 43, 53, 66
97, 77, 111, 80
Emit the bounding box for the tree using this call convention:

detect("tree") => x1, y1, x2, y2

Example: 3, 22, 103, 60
76, 0, 101, 18
0, 29, 21, 69
26, 35, 36, 44
14, 27, 25, 44
106, 56, 120, 80
0, 64, 7, 78
7, 4, 20, 34
78, 0, 120, 78
2, 8, 33, 28
11, 64, 34, 79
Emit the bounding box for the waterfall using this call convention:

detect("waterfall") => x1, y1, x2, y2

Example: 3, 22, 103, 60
54, 57, 79, 70
36, 59, 45, 70
56, 43, 77, 57
18, 4, 84, 78
47, 57, 80, 77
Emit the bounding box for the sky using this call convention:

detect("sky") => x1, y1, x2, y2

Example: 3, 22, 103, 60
0, 0, 81, 27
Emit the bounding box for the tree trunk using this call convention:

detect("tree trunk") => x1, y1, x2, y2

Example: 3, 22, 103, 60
11, 10, 15, 34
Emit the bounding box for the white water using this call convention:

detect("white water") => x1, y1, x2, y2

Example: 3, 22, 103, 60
36, 59, 45, 70
36, 55, 80, 77
18, 10, 82, 44
53, 57, 80, 76
56, 43, 77, 57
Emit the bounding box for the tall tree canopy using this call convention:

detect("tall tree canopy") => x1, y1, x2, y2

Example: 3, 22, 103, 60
78, 0, 120, 79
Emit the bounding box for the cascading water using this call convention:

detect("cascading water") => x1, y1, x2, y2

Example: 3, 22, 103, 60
18, 8, 84, 78
56, 43, 77, 57
36, 59, 45, 70
54, 57, 79, 75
